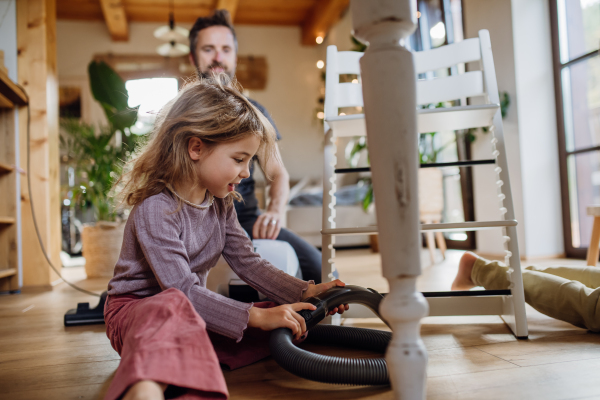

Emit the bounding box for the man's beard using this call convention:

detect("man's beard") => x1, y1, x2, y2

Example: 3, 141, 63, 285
198, 61, 234, 79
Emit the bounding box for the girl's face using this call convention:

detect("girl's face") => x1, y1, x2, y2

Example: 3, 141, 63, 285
190, 135, 261, 198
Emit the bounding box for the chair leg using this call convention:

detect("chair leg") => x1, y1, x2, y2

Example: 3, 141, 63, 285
435, 231, 446, 260
425, 219, 436, 264
587, 216, 600, 266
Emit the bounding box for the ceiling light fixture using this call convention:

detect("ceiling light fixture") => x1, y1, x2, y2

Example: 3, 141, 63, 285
157, 41, 190, 57
154, 0, 190, 57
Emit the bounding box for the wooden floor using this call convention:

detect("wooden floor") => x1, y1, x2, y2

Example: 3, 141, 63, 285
2, 249, 600, 399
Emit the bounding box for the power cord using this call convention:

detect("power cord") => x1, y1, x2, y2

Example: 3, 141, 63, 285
18, 83, 101, 297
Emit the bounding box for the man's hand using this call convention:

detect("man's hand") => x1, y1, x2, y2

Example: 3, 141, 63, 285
302, 279, 350, 316
253, 211, 282, 240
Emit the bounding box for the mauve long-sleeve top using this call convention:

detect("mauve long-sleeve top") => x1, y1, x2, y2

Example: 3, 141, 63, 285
107, 191, 310, 342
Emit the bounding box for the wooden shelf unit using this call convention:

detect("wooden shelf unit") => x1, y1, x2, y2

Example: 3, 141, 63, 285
0, 67, 25, 292
0, 161, 14, 174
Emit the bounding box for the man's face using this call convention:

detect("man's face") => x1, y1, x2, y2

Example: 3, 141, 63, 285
193, 25, 237, 78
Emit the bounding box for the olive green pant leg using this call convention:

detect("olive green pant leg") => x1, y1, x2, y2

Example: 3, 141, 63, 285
525, 264, 600, 289
472, 257, 600, 332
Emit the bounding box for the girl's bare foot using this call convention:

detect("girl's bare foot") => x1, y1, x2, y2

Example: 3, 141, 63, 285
122, 380, 168, 400
451, 252, 479, 291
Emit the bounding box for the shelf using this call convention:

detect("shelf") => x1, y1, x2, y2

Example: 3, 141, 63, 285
0, 216, 16, 225
0, 69, 27, 106
0, 162, 14, 174
0, 92, 13, 108
326, 104, 500, 137
0, 269, 16, 279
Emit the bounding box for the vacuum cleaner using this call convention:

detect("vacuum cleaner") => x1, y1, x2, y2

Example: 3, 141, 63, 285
64, 242, 392, 385
65, 283, 391, 385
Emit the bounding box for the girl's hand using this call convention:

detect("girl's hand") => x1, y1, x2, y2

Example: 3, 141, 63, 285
248, 303, 316, 340
301, 279, 350, 316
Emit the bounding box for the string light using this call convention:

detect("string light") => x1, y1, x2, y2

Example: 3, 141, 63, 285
316, 36, 323, 44
316, 60, 325, 69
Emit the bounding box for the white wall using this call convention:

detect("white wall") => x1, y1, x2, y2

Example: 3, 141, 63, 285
0, 0, 17, 82
511, 0, 564, 258
464, 0, 563, 259
56, 20, 326, 181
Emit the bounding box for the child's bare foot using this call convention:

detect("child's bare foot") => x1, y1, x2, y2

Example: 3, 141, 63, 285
451, 252, 479, 291
122, 380, 168, 400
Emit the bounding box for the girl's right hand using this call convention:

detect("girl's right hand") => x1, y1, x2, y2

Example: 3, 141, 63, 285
248, 303, 317, 340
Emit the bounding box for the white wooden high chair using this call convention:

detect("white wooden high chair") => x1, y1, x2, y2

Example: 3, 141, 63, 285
322, 29, 528, 339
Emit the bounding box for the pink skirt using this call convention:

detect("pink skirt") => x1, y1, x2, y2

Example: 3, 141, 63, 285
104, 288, 277, 400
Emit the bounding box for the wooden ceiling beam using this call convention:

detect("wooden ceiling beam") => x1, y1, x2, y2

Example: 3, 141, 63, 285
301, 0, 349, 46
99, 0, 129, 41
216, 0, 239, 23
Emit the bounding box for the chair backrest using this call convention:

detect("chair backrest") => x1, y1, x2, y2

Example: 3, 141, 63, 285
324, 30, 498, 123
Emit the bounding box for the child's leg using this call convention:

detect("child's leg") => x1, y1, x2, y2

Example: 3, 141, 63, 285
470, 255, 600, 332
524, 264, 600, 289
104, 288, 228, 400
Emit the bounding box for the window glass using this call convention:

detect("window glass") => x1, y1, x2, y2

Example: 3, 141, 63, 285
557, 0, 600, 64
561, 56, 600, 152
126, 78, 179, 135
567, 150, 600, 248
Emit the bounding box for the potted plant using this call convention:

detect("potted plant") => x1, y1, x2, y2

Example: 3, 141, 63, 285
60, 61, 140, 277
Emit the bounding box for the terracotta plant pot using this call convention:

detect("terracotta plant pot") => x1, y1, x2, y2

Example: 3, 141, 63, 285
82, 221, 125, 278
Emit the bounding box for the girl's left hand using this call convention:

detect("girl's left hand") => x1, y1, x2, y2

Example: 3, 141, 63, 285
301, 279, 350, 316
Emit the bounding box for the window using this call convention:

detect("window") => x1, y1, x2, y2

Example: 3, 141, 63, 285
410, 0, 476, 249
125, 78, 179, 135
551, 0, 600, 257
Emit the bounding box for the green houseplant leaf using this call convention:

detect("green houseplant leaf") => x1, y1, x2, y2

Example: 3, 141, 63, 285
60, 61, 143, 222
88, 60, 139, 132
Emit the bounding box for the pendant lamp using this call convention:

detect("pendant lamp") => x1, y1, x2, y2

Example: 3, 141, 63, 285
154, 0, 189, 57
157, 41, 190, 57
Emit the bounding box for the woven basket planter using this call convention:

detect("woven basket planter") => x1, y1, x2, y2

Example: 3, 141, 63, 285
82, 221, 125, 278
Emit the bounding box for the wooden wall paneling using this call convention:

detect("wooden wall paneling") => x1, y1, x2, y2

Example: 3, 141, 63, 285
17, 0, 61, 288
216, 0, 239, 22
99, 0, 129, 41
301, 0, 350, 45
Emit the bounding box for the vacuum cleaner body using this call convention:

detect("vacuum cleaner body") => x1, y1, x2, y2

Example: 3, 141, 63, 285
206, 239, 300, 302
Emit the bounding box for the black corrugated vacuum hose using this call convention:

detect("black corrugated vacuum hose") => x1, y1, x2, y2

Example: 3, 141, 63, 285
269, 285, 392, 385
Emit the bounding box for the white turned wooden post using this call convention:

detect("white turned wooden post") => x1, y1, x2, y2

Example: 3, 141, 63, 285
350, 0, 429, 398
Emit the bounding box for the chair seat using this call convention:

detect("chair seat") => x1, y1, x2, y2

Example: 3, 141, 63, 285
326, 103, 500, 137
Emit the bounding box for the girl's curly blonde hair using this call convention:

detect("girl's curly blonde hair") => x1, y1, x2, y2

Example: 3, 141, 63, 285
114, 75, 280, 208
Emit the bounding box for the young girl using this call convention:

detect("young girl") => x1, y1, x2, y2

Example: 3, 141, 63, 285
104, 76, 348, 400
